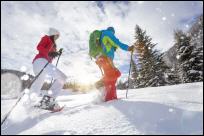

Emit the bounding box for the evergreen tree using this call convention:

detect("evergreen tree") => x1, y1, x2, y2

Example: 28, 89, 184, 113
117, 79, 127, 90
188, 46, 203, 82
132, 25, 170, 88
175, 29, 203, 83
189, 15, 203, 82
164, 65, 181, 85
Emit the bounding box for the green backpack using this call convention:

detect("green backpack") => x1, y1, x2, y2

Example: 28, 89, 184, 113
89, 30, 104, 59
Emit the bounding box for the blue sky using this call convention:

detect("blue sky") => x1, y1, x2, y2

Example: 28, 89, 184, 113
1, 1, 203, 84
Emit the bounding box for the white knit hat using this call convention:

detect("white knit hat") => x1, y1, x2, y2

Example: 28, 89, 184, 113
48, 27, 60, 36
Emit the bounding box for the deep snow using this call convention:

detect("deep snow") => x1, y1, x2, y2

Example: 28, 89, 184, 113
1, 82, 203, 135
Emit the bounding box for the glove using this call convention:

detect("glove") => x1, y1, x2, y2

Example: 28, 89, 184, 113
48, 51, 60, 58
128, 45, 134, 52
58, 48, 63, 55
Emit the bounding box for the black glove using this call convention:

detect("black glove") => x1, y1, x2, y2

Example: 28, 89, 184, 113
48, 51, 60, 58
58, 48, 63, 55
128, 45, 134, 52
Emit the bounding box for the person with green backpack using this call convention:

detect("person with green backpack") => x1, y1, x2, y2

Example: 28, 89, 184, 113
89, 26, 134, 102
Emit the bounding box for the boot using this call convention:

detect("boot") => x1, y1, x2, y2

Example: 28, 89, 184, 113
95, 79, 104, 89
38, 95, 60, 110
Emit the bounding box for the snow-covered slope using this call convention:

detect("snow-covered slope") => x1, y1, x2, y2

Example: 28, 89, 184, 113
1, 82, 203, 135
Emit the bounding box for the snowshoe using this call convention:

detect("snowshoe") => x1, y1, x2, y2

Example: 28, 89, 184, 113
35, 95, 63, 112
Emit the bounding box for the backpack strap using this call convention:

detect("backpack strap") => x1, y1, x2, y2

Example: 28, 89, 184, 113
99, 30, 107, 53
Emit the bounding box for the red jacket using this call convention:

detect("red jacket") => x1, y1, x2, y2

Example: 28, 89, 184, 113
33, 35, 56, 63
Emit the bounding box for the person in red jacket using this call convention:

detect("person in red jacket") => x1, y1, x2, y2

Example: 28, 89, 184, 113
30, 28, 67, 110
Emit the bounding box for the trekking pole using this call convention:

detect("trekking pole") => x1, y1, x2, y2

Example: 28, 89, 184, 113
1, 61, 50, 126
55, 48, 63, 67
126, 50, 133, 99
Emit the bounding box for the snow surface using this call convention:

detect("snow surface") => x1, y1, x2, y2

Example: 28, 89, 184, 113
1, 82, 203, 135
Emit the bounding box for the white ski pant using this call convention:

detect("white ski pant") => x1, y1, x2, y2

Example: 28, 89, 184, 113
30, 58, 67, 98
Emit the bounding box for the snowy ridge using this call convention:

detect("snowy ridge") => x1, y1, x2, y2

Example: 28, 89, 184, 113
1, 82, 203, 135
